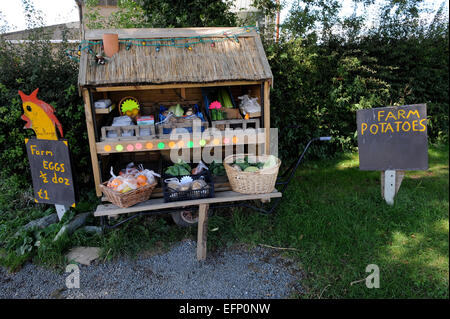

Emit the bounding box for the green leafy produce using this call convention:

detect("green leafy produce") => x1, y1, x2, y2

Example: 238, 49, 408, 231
209, 161, 226, 176
244, 166, 259, 172
263, 155, 278, 169
233, 156, 264, 171
168, 104, 184, 117
165, 160, 191, 176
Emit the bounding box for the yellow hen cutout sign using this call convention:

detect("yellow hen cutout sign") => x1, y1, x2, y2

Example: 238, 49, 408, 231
19, 88, 63, 140
19, 89, 76, 211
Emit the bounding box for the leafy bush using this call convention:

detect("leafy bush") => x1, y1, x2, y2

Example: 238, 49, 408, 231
0, 28, 91, 185
266, 0, 449, 162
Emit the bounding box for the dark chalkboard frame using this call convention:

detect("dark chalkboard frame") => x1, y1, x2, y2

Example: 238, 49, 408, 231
356, 104, 428, 171
25, 138, 77, 207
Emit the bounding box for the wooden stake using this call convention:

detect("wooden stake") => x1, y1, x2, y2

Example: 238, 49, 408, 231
55, 204, 69, 220
197, 204, 209, 261
264, 80, 270, 155
381, 170, 405, 205
384, 170, 396, 205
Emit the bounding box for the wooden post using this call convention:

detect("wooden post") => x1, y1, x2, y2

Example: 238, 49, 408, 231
264, 80, 270, 155
55, 204, 69, 220
82, 89, 102, 197
381, 170, 405, 205
197, 204, 209, 261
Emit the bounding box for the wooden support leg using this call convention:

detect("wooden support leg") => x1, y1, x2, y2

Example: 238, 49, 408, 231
197, 204, 209, 261
82, 89, 102, 197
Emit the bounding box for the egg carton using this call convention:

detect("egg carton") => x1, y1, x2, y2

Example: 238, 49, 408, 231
100, 124, 156, 141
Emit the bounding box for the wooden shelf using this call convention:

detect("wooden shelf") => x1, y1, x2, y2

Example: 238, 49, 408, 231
95, 130, 266, 154
95, 190, 281, 217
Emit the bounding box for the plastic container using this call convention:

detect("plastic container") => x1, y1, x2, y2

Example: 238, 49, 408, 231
162, 170, 215, 203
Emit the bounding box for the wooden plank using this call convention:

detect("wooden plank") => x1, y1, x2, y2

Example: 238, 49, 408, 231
85, 28, 258, 40
93, 81, 263, 92
254, 35, 274, 85
197, 204, 209, 261
83, 89, 103, 197
180, 88, 186, 100
264, 81, 271, 155
94, 190, 282, 217
78, 50, 88, 89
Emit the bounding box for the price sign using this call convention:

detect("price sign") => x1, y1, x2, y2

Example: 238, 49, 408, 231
357, 104, 428, 171
25, 138, 76, 207
357, 104, 428, 205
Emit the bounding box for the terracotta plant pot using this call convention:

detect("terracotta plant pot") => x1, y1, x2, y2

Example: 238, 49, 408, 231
102, 33, 119, 57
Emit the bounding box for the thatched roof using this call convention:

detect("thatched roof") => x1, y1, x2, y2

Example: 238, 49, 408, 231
78, 28, 272, 87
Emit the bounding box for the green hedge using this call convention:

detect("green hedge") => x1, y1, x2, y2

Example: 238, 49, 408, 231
268, 29, 449, 162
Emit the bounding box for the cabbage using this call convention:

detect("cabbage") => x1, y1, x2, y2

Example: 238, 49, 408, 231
167, 104, 184, 117
263, 155, 277, 169
175, 104, 184, 117
168, 105, 177, 114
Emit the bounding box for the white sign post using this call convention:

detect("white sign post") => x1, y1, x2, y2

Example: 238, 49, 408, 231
380, 170, 405, 205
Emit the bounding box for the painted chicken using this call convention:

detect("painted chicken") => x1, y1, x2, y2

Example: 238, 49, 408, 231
19, 88, 63, 140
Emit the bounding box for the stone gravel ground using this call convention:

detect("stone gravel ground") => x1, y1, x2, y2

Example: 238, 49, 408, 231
0, 240, 303, 299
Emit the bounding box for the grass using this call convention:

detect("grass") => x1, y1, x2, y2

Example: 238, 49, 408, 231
207, 143, 449, 298
0, 144, 448, 298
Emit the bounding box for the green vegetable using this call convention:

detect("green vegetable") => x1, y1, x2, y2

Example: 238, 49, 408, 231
165, 160, 191, 176
168, 105, 176, 114
244, 166, 259, 172
233, 160, 250, 171
209, 161, 226, 176
211, 109, 224, 121
169, 104, 184, 117
219, 88, 233, 109
263, 155, 277, 169
175, 104, 184, 117
233, 156, 265, 171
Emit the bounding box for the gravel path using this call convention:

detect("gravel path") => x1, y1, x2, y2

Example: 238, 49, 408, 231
0, 240, 303, 299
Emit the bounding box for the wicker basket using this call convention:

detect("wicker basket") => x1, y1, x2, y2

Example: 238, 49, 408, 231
224, 154, 281, 194
99, 181, 157, 208
118, 96, 140, 117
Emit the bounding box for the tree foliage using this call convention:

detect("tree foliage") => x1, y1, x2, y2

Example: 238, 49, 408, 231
266, 0, 449, 160
0, 2, 90, 183
85, 0, 237, 29
140, 0, 237, 27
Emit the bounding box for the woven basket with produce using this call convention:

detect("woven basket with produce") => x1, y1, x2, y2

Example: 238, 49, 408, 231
224, 154, 281, 194
100, 163, 160, 208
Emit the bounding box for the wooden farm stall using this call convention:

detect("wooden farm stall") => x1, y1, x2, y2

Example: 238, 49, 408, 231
78, 27, 280, 260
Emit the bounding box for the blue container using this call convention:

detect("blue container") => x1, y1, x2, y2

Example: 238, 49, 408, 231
158, 104, 206, 135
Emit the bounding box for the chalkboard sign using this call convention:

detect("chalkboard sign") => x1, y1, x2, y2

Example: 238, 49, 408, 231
357, 104, 428, 171
25, 138, 76, 207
